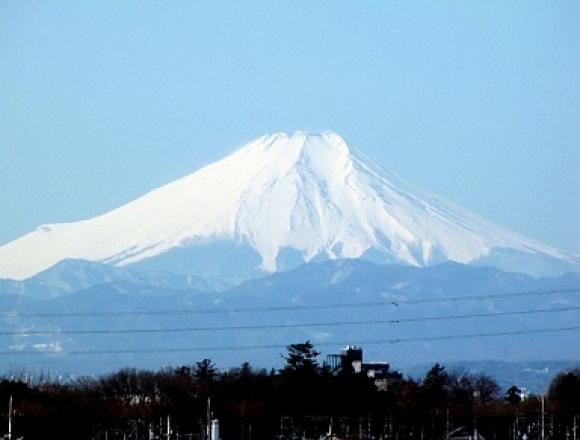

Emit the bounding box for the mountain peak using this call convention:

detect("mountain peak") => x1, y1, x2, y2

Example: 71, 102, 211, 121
266, 129, 343, 140
0, 132, 576, 280
248, 130, 351, 164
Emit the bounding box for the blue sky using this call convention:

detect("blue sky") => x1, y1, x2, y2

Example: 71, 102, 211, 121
1, 1, 579, 253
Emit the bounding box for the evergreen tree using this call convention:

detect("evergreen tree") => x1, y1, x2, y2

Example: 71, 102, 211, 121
421, 363, 450, 409
282, 341, 320, 374
505, 385, 522, 405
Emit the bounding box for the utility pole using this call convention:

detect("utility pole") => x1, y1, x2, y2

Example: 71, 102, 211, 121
240, 400, 245, 440
514, 408, 519, 440
541, 395, 545, 440
7, 395, 13, 440
207, 397, 212, 440
279, 416, 283, 440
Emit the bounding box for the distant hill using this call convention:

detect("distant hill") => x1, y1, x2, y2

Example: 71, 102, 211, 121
0, 260, 579, 378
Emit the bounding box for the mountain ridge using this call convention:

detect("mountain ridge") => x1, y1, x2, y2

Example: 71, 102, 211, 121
1, 259, 579, 374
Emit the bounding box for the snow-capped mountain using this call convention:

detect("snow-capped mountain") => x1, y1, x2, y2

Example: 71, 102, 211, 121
0, 131, 577, 280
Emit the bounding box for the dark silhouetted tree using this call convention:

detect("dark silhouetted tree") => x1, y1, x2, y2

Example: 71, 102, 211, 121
421, 363, 450, 409
505, 385, 522, 405
548, 370, 580, 417
473, 373, 500, 403
282, 341, 320, 374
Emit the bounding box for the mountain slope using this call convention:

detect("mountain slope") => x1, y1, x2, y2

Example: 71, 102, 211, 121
0, 131, 576, 280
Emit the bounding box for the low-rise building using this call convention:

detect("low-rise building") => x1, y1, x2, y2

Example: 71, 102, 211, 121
324, 345, 401, 390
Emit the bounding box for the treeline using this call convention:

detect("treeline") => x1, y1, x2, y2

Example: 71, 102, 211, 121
0, 342, 579, 440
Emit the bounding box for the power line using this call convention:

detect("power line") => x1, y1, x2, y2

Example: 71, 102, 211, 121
3, 325, 580, 356
378, 326, 580, 345
2, 305, 580, 336
2, 286, 579, 318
